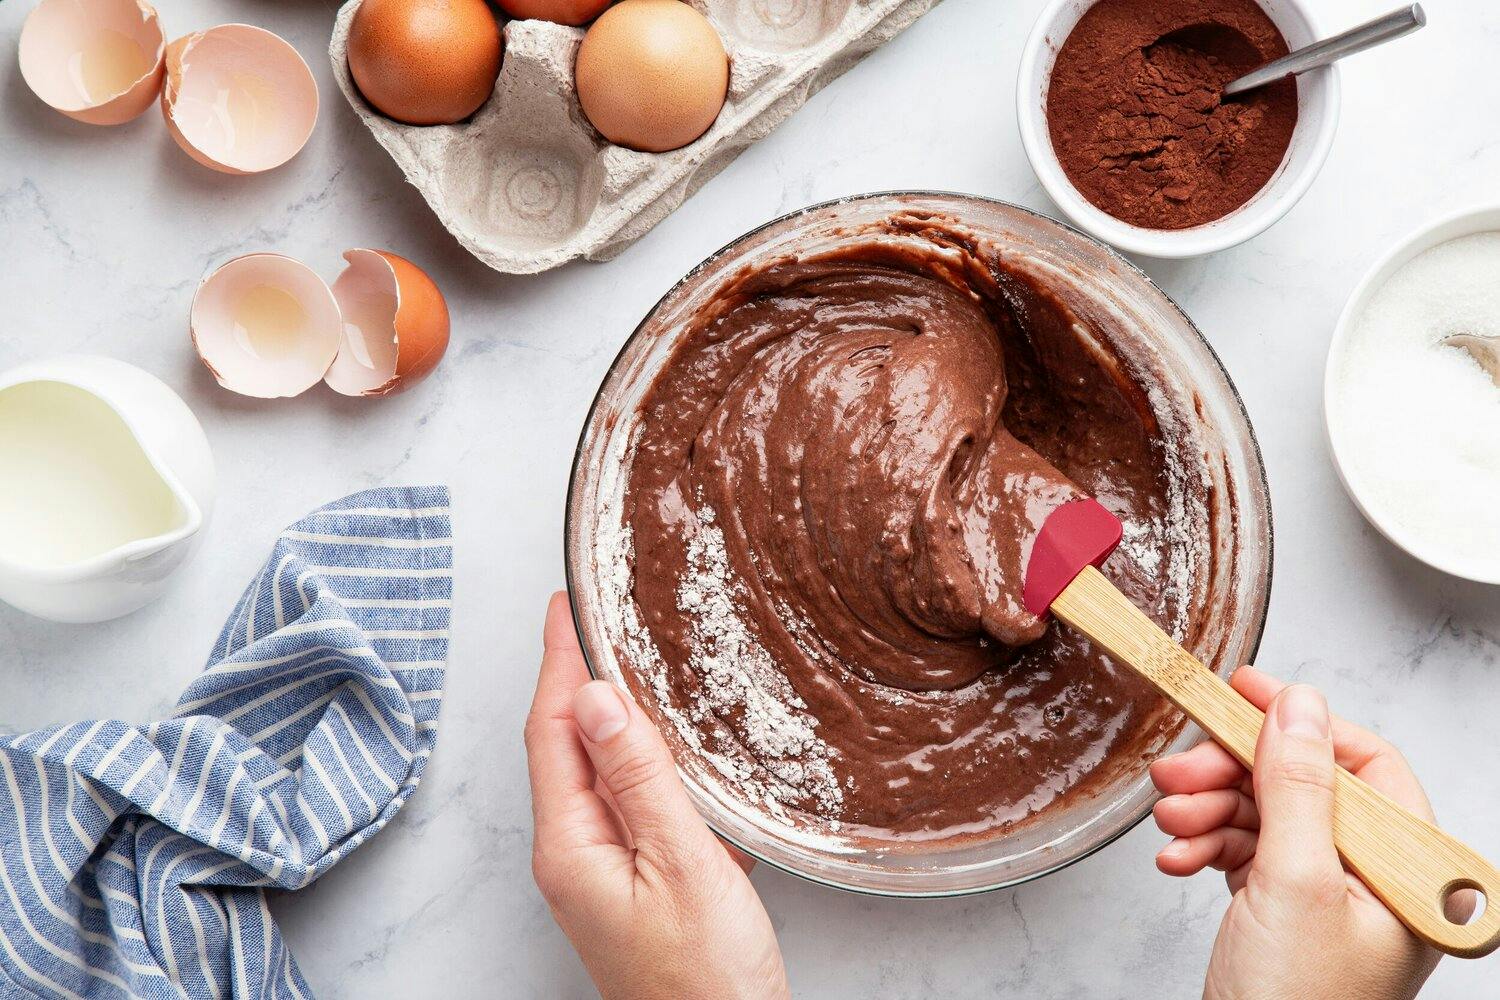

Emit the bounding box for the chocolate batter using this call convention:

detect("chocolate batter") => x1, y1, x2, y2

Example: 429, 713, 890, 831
622, 215, 1206, 842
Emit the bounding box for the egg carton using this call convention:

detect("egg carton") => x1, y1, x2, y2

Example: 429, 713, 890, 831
329, 0, 942, 274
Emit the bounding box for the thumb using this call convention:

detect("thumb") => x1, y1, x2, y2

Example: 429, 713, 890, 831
1251, 684, 1344, 899
571, 680, 719, 863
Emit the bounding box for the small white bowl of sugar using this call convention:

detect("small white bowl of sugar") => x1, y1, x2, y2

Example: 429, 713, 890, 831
1325, 205, 1500, 584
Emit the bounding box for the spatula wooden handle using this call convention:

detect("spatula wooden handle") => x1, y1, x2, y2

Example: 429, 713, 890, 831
1053, 565, 1500, 958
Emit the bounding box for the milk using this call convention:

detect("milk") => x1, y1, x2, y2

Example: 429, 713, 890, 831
0, 380, 185, 569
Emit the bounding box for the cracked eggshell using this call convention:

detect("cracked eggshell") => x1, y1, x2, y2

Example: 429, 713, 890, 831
162, 24, 318, 174
191, 253, 342, 399
19, 0, 166, 125
325, 250, 450, 397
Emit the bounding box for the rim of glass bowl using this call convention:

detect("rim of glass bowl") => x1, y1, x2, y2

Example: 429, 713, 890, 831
563, 191, 1274, 897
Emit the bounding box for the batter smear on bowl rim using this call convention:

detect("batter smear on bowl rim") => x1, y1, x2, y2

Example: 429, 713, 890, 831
615, 214, 1212, 844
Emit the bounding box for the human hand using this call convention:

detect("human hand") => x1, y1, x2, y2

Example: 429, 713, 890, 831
1151, 665, 1469, 1000
525, 592, 790, 1000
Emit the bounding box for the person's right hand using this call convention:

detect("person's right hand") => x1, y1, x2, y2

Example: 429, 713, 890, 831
1150, 666, 1471, 1000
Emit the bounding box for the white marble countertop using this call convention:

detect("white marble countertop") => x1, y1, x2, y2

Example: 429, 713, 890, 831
3, 0, 1498, 995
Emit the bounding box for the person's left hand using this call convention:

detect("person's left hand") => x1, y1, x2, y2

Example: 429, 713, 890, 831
525, 592, 790, 1000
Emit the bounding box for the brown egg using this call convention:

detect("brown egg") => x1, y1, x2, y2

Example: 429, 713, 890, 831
575, 0, 728, 153
348, 0, 502, 125
498, 0, 613, 25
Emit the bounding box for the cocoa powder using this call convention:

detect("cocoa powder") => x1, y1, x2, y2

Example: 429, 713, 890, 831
1046, 0, 1298, 230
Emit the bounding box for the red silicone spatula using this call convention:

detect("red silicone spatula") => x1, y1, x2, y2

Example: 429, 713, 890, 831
1025, 499, 1500, 959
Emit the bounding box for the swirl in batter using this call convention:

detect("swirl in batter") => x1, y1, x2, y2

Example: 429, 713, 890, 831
622, 216, 1205, 842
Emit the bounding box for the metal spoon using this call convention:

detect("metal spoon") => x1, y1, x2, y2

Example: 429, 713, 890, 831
1222, 4, 1426, 98
1444, 334, 1500, 389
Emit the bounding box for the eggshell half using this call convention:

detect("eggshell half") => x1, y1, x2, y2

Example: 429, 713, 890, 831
162, 24, 318, 174
325, 249, 450, 396
191, 253, 342, 398
18, 0, 166, 125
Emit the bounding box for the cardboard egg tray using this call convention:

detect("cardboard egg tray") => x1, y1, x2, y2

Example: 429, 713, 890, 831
329, 0, 942, 275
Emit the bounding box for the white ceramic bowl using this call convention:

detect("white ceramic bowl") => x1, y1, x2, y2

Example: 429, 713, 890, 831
1016, 0, 1340, 258
1324, 205, 1500, 585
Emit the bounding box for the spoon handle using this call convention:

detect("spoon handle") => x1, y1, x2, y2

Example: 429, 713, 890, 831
1223, 4, 1426, 97
1051, 564, 1500, 958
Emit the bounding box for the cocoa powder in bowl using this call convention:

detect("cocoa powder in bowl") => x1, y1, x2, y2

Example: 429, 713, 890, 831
1046, 0, 1298, 231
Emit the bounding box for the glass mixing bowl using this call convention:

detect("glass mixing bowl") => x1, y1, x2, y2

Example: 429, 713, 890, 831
565, 193, 1272, 896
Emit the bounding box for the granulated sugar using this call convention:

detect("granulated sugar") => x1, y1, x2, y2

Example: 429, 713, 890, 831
1331, 232, 1500, 565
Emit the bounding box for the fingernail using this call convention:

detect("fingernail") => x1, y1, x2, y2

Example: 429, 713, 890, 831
1160, 838, 1189, 859
1275, 684, 1330, 740
574, 681, 629, 744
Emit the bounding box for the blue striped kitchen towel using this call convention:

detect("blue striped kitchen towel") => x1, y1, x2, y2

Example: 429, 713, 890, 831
0, 486, 452, 999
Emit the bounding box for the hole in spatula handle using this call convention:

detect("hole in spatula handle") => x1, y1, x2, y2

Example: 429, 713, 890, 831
1443, 879, 1488, 926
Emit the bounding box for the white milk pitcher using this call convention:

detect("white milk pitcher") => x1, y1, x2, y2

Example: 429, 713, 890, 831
0, 356, 215, 623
